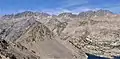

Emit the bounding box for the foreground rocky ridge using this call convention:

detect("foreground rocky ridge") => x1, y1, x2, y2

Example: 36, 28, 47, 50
0, 10, 119, 59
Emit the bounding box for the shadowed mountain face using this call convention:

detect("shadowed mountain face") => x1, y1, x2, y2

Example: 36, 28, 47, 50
0, 10, 120, 59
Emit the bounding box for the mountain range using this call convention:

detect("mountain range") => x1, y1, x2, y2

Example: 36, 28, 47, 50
0, 9, 119, 59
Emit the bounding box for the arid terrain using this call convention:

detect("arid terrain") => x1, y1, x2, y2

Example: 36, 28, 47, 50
0, 10, 120, 59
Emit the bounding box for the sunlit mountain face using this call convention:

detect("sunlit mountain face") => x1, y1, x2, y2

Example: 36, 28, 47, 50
0, 0, 120, 59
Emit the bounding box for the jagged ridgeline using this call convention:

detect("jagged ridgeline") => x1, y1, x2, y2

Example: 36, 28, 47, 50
0, 9, 119, 59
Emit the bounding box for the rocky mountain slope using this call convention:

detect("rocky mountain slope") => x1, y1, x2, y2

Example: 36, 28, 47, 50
0, 10, 120, 59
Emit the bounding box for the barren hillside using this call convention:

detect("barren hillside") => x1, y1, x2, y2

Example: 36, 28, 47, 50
0, 10, 120, 59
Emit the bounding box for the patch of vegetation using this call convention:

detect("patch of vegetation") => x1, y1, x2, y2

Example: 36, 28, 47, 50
79, 21, 88, 26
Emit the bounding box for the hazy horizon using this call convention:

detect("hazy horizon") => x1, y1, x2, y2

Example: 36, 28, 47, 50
0, 0, 120, 15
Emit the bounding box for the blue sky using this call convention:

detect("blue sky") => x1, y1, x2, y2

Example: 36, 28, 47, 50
0, 0, 120, 15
